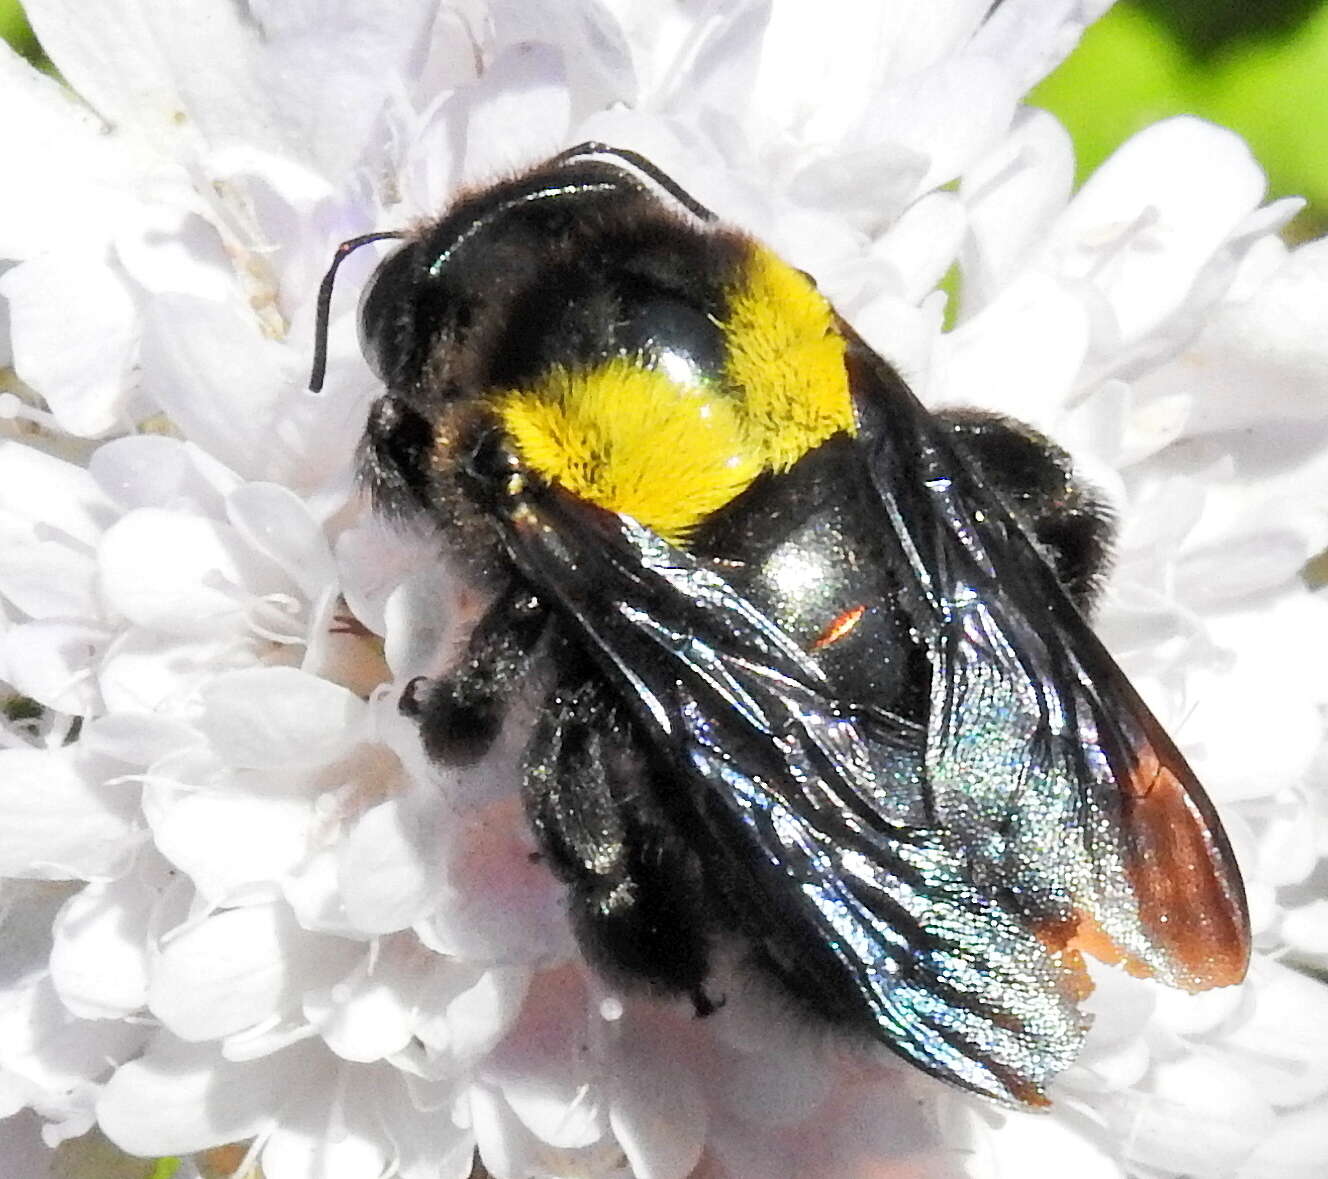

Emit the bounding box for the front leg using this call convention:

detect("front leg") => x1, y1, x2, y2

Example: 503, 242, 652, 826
400, 582, 548, 763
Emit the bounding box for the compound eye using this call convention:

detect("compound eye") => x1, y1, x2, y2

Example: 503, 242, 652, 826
358, 242, 420, 384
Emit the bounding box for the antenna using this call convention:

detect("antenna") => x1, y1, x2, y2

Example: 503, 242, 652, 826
308, 231, 407, 392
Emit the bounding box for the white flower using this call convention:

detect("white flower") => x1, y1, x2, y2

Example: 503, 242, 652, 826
2, 2, 1327, 1178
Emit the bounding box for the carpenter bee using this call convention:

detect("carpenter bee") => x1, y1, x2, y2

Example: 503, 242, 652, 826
311, 143, 1249, 1106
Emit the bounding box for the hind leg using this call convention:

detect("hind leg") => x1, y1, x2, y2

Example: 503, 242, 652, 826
936, 410, 1114, 610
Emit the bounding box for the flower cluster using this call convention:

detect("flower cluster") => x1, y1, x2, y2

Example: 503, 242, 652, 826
1, 2, 1326, 1178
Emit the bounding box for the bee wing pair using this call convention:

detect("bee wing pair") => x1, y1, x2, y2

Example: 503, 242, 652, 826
495, 335, 1249, 1106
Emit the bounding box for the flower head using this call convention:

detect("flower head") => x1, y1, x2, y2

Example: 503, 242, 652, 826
2, 2, 1327, 1178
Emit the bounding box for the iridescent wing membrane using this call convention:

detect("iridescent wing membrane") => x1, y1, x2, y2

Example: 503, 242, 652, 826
844, 339, 1248, 994
497, 341, 1248, 1106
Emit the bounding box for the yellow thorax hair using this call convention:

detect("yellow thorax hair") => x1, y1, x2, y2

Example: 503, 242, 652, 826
493, 245, 855, 544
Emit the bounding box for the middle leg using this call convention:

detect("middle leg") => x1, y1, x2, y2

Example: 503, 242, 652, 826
524, 672, 722, 1015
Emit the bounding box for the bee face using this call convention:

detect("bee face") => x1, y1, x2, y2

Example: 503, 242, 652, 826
317, 144, 1249, 1108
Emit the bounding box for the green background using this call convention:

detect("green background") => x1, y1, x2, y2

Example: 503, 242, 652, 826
4, 0, 1326, 235
1030, 0, 1328, 239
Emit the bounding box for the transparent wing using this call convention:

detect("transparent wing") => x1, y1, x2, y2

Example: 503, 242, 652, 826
846, 336, 1249, 994
500, 488, 1087, 1105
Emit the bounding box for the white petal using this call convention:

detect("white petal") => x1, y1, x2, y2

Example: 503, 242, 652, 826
972, 0, 1113, 94
932, 270, 1090, 429
303, 936, 421, 1063
1177, 523, 1313, 606
700, 977, 837, 1109
98, 509, 284, 637
1041, 117, 1266, 349
1, 622, 106, 714
97, 631, 243, 716
1212, 960, 1328, 1108
0, 975, 145, 1095
23, 0, 289, 164
0, 250, 142, 437
1136, 236, 1328, 432
1282, 900, 1328, 958
97, 1036, 320, 1156
78, 713, 201, 768
240, 2, 439, 181
282, 847, 346, 934
226, 483, 336, 601
1109, 1054, 1275, 1176
338, 794, 447, 934
198, 666, 364, 769
482, 970, 605, 1150
115, 201, 238, 308
149, 903, 357, 1045
0, 749, 138, 880
424, 799, 569, 962
381, 564, 480, 680
0, 519, 100, 622
88, 435, 232, 516
847, 291, 942, 396
599, 2, 752, 113
1185, 647, 1320, 804
0, 44, 129, 257
1150, 977, 1246, 1038
1256, 803, 1320, 889
444, 966, 531, 1064
147, 785, 312, 906
468, 1082, 544, 1179
869, 191, 965, 305
48, 862, 162, 1020
262, 1088, 389, 1179
0, 442, 117, 545
971, 1105, 1119, 1179
960, 106, 1075, 307
610, 1015, 705, 1179
149, 903, 296, 1041
458, 43, 572, 182
335, 517, 436, 639
1236, 1101, 1328, 1179
861, 54, 1020, 200
135, 294, 294, 483
752, 2, 989, 150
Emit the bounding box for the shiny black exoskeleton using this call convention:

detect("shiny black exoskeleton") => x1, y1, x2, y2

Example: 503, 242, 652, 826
318, 144, 1249, 1107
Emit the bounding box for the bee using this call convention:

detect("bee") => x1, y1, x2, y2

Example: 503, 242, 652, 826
310, 143, 1249, 1106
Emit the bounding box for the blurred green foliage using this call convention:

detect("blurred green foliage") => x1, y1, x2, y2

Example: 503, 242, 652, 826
1033, 0, 1328, 236
0, 0, 39, 63
1135, 0, 1323, 58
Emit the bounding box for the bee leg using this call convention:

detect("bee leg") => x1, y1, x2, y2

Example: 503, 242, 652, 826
525, 678, 720, 1015
400, 583, 547, 764
936, 409, 1114, 610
